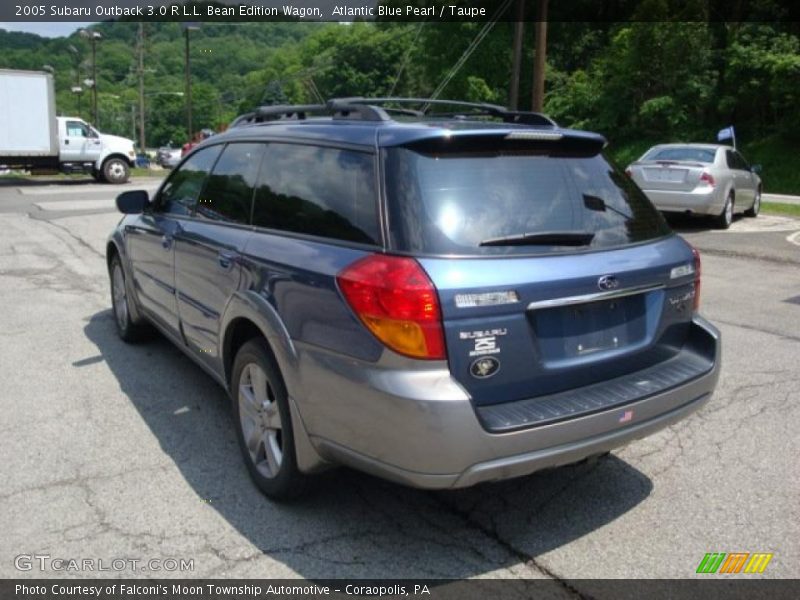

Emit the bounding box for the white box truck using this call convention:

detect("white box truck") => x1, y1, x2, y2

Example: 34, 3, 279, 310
0, 69, 136, 183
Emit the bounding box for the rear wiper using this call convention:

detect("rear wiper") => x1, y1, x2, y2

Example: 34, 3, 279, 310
583, 194, 633, 220
479, 231, 595, 247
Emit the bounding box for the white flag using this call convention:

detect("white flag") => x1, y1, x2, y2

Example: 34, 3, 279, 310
717, 126, 735, 142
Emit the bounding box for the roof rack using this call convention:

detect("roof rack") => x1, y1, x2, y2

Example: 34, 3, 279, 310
229, 97, 557, 128
329, 97, 558, 127
230, 101, 391, 127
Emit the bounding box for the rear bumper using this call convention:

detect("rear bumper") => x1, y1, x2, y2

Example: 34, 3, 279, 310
641, 187, 724, 215
294, 316, 721, 489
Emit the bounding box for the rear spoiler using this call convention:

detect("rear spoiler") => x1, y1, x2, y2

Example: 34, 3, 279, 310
395, 129, 608, 158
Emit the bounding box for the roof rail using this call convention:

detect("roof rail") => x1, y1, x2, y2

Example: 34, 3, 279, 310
230, 101, 391, 128
230, 97, 557, 129
329, 97, 558, 127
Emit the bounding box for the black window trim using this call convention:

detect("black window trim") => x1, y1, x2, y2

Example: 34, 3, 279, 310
246, 223, 384, 252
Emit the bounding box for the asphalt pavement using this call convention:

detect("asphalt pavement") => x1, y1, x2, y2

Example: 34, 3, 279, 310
0, 178, 797, 584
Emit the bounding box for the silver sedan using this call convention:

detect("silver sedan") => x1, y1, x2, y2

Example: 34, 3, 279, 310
626, 143, 762, 229
156, 146, 182, 169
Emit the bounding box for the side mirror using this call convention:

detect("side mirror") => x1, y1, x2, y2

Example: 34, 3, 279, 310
751, 164, 762, 174
116, 190, 149, 214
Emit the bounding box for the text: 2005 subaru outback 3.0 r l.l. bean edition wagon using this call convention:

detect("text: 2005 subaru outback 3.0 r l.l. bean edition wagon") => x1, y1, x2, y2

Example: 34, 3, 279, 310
107, 98, 721, 499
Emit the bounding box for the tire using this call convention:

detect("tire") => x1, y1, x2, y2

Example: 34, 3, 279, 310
102, 157, 130, 184
745, 187, 761, 217
713, 193, 734, 229
109, 255, 148, 342
232, 340, 307, 500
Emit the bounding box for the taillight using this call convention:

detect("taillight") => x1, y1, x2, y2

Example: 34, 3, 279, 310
337, 254, 445, 360
691, 246, 702, 311
699, 171, 715, 187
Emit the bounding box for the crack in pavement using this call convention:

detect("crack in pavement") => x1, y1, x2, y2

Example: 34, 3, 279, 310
0, 463, 173, 503
427, 465, 604, 598
709, 317, 800, 344
37, 215, 106, 260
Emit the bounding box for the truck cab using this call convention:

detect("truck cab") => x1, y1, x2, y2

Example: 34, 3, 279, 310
57, 117, 135, 183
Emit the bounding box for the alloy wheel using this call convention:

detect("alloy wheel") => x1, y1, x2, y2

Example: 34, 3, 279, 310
112, 263, 129, 331
238, 362, 283, 479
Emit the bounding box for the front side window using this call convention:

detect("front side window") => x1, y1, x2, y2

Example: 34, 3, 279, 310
197, 143, 263, 224
726, 149, 749, 171
157, 145, 223, 215
733, 151, 750, 171
66, 121, 89, 138
252, 144, 379, 245
384, 147, 671, 256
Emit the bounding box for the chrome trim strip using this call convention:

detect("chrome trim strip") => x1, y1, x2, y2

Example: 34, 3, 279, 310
526, 283, 664, 311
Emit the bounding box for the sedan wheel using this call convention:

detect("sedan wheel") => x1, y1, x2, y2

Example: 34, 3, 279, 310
745, 188, 761, 218
714, 194, 734, 229
231, 340, 307, 499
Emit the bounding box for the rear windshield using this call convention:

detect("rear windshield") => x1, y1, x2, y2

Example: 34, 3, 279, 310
643, 147, 716, 163
384, 148, 671, 256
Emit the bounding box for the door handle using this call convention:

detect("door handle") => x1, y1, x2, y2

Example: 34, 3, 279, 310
64, 139, 69, 145
217, 251, 237, 269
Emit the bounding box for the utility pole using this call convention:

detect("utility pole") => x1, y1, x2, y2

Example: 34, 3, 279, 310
137, 23, 146, 152
91, 36, 98, 124
531, 0, 548, 112
509, 0, 525, 110
79, 29, 102, 125
185, 29, 191, 140
182, 23, 200, 141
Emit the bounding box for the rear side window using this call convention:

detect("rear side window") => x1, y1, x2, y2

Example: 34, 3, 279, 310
158, 145, 223, 215
645, 147, 716, 163
197, 143, 263, 224
384, 148, 671, 256
252, 144, 379, 245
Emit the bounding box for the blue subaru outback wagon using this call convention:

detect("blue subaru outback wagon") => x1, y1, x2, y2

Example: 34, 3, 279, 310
107, 98, 721, 499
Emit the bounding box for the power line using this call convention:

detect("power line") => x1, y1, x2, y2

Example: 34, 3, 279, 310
424, 0, 514, 109
389, 21, 426, 97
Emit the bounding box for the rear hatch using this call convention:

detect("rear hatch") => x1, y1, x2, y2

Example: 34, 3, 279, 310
382, 131, 700, 407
